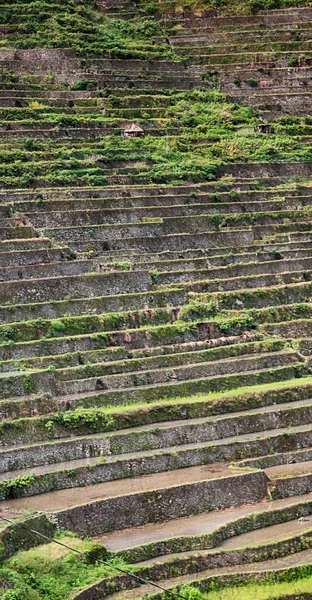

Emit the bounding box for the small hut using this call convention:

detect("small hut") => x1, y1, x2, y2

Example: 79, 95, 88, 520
255, 123, 275, 135
123, 123, 144, 138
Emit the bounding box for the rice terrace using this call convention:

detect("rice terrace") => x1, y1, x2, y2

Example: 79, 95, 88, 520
3, 0, 312, 598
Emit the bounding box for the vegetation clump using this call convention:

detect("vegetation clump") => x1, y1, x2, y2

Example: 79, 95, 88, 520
0, 0, 174, 59
0, 535, 129, 600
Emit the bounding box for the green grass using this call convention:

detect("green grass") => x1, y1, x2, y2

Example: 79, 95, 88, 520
1, 533, 131, 600
109, 374, 312, 414
177, 578, 312, 599
0, 91, 311, 188
4, 536, 312, 600
189, 575, 312, 598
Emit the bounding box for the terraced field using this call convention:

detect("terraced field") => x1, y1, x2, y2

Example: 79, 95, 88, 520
2, 2, 312, 599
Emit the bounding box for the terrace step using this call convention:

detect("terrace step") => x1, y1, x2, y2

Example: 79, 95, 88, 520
90, 519, 312, 600
40, 210, 312, 244
0, 286, 187, 325
0, 269, 151, 305
0, 179, 305, 203
2, 396, 312, 498
167, 8, 312, 30
1, 234, 310, 268
155, 256, 312, 286
187, 51, 312, 67
218, 516, 312, 552
0, 332, 260, 373
56, 350, 299, 396
1, 189, 308, 214
56, 339, 287, 383
1, 384, 307, 460
3, 187, 307, 211
17, 198, 311, 228
0, 237, 52, 251
61, 223, 312, 253
132, 517, 312, 570
0, 246, 75, 268
0, 319, 225, 362
3, 469, 271, 539
264, 319, 312, 338
0, 226, 38, 239
171, 27, 312, 45
104, 551, 312, 599
1, 359, 305, 418
266, 459, 312, 480
102, 492, 312, 554
1, 462, 251, 511
217, 66, 312, 86
0, 259, 95, 282
229, 92, 312, 115
3, 371, 312, 440
3, 364, 310, 425
8, 241, 312, 304
165, 265, 312, 295
5, 258, 307, 308
105, 248, 312, 274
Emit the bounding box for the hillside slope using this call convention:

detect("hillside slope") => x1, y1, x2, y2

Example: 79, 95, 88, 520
1, 2, 312, 600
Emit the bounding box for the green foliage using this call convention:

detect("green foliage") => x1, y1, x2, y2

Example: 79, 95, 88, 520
0, 326, 15, 343
0, 1, 176, 60
246, 78, 258, 88
179, 586, 204, 599
0, 568, 39, 600
24, 138, 40, 152
180, 299, 217, 321
2, 535, 124, 600
44, 408, 115, 434
218, 314, 257, 333
0, 88, 310, 189
204, 572, 312, 598
71, 80, 97, 91
0, 475, 36, 500
150, 269, 160, 284
110, 262, 131, 271
22, 375, 34, 395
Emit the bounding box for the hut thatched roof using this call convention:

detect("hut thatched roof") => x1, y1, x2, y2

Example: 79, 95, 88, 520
124, 122, 144, 133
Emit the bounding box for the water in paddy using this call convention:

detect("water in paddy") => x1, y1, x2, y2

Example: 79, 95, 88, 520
100, 493, 312, 551
134, 515, 312, 567
265, 459, 312, 478
220, 517, 312, 550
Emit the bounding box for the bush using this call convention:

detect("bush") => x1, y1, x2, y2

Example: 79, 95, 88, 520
71, 79, 97, 91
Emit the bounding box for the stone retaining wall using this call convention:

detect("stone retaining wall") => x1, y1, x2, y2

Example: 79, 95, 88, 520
0, 515, 56, 562
54, 471, 269, 536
